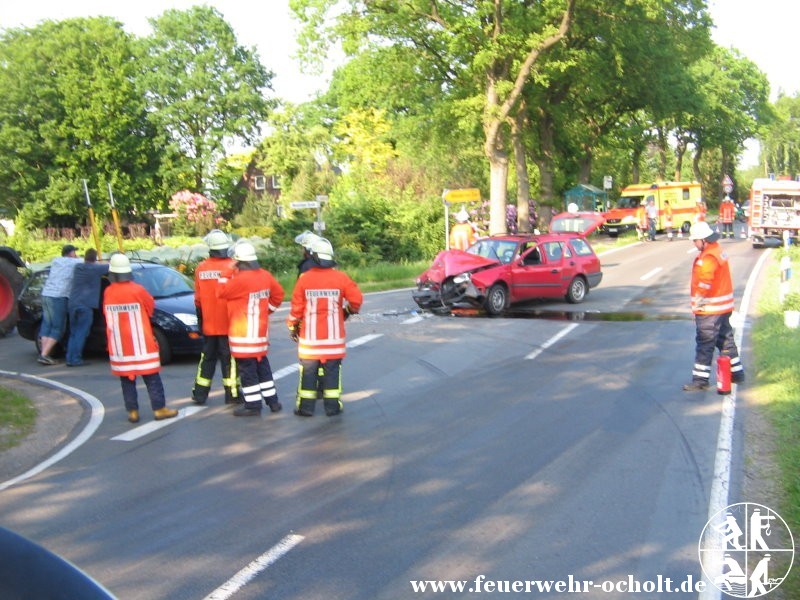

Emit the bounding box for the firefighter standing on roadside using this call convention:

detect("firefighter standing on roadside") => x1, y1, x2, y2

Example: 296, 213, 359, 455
287, 238, 363, 417
636, 202, 648, 241
294, 230, 322, 276
192, 229, 239, 405
449, 207, 477, 250
217, 241, 285, 417
719, 195, 736, 239
682, 222, 745, 392
103, 253, 179, 423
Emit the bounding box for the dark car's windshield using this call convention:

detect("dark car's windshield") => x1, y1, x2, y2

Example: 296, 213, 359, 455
467, 239, 519, 264
133, 266, 194, 299
616, 195, 645, 209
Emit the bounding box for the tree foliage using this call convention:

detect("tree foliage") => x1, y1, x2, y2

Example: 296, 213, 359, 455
0, 17, 163, 226
138, 6, 275, 191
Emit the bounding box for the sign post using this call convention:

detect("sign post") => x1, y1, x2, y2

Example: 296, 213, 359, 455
290, 197, 327, 234
82, 180, 103, 257
442, 188, 481, 250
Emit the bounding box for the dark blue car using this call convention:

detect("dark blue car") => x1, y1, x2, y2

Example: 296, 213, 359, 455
17, 261, 203, 364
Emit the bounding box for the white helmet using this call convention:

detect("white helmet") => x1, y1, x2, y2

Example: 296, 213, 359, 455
232, 241, 258, 262
205, 229, 231, 250
567, 202, 579, 214
294, 230, 321, 250
689, 221, 718, 241
109, 253, 132, 274
455, 207, 470, 223
309, 237, 334, 261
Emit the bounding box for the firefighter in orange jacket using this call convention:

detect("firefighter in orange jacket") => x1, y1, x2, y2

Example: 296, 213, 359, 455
103, 253, 179, 423
192, 230, 239, 405
636, 203, 648, 241
682, 222, 745, 391
217, 241, 285, 417
287, 237, 363, 417
719, 195, 736, 239
449, 207, 477, 250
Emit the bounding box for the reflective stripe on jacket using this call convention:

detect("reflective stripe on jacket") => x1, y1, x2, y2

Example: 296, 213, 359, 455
691, 242, 734, 314
288, 267, 363, 360
194, 256, 236, 335
719, 200, 735, 224
103, 281, 161, 376
217, 267, 284, 358
449, 223, 476, 251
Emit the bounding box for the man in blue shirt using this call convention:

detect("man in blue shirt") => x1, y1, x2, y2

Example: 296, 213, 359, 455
65, 249, 109, 366
38, 244, 80, 365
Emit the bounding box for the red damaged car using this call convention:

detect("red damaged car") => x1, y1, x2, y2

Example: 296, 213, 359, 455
412, 212, 604, 315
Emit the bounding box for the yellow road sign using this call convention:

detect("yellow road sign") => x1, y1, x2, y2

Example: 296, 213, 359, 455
443, 188, 481, 203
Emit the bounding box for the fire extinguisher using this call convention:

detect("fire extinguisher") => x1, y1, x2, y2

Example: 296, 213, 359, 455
717, 355, 732, 395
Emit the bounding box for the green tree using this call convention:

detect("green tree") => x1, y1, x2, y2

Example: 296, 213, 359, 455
139, 6, 275, 191
292, 0, 577, 235
0, 18, 163, 226
759, 94, 800, 178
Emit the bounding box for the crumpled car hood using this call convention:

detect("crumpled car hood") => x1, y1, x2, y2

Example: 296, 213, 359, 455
419, 249, 498, 284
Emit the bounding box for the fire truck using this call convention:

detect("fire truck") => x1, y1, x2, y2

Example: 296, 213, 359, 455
602, 181, 702, 237
748, 177, 800, 247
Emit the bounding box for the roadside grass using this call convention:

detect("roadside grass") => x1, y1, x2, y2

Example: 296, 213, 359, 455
0, 385, 37, 451
750, 246, 800, 596
277, 260, 428, 299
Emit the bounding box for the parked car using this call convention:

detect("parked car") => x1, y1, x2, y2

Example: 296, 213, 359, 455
17, 260, 203, 364
412, 212, 604, 315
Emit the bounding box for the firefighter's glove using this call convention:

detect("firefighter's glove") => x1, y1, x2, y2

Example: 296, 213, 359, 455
288, 322, 300, 343
195, 306, 203, 331
343, 305, 355, 321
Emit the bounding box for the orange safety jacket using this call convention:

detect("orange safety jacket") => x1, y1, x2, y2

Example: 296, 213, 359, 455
719, 200, 735, 224
449, 222, 477, 251
194, 256, 236, 335
663, 205, 673, 227
287, 267, 363, 361
103, 281, 161, 377
691, 242, 735, 315
637, 205, 648, 229
217, 268, 284, 358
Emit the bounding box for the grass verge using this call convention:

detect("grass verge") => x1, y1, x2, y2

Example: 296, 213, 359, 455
750, 246, 800, 596
0, 384, 37, 451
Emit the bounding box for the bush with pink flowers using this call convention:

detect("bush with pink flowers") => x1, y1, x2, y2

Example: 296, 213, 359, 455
168, 190, 224, 236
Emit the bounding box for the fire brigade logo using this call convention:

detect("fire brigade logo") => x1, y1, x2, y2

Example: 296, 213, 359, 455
699, 503, 794, 598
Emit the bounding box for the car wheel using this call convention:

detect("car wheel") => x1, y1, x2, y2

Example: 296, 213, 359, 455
153, 328, 172, 365
565, 276, 588, 304
681, 221, 692, 234
484, 284, 508, 315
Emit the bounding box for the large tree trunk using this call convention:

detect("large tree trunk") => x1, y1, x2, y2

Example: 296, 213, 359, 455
692, 145, 703, 181
674, 136, 687, 181
534, 105, 557, 212
631, 145, 643, 184
657, 126, 668, 180
512, 109, 532, 232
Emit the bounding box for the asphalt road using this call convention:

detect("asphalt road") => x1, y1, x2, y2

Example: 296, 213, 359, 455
0, 227, 769, 599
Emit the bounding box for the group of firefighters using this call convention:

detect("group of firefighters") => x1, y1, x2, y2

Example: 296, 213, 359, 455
104, 231, 362, 423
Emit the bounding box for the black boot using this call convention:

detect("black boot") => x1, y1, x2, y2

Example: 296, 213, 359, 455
192, 385, 209, 405
233, 402, 262, 417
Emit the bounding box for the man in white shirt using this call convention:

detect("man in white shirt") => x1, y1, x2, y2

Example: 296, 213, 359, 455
38, 244, 80, 365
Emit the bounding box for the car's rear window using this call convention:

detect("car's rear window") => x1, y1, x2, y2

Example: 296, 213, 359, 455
570, 238, 594, 256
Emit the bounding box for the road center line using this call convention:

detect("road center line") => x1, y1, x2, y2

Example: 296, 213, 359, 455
111, 406, 206, 441
640, 267, 662, 281
203, 533, 304, 600
525, 323, 579, 360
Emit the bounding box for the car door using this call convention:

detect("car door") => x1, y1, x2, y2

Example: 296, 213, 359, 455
508, 242, 564, 300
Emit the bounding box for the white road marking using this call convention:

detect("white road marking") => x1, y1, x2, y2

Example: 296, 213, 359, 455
0, 371, 105, 491
111, 406, 206, 441
640, 267, 662, 281
203, 533, 304, 600
524, 323, 579, 360
697, 247, 771, 600
348, 333, 383, 347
